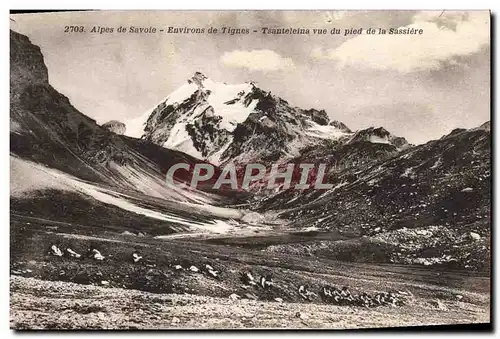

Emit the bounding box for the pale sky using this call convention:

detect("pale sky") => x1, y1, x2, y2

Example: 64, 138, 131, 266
10, 10, 490, 144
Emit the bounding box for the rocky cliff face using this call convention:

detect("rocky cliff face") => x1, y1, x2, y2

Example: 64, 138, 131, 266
10, 31, 49, 90
9, 30, 234, 203
11, 30, 119, 183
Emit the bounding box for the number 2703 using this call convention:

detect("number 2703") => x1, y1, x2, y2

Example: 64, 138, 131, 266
64, 26, 85, 33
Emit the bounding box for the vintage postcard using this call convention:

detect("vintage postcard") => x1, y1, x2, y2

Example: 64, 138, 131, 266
9, 10, 491, 330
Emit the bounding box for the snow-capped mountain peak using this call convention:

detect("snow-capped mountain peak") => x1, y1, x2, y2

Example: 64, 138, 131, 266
125, 73, 408, 165
125, 72, 264, 163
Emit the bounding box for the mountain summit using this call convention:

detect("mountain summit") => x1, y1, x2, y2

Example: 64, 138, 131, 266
125, 72, 407, 164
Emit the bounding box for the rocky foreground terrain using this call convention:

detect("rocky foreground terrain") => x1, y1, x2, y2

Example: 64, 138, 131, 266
10, 275, 489, 330
10, 217, 490, 330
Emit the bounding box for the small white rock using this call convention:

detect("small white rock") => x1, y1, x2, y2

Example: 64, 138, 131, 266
132, 253, 143, 263
92, 249, 105, 260
66, 248, 81, 258
470, 232, 481, 240
229, 293, 240, 300
50, 245, 63, 257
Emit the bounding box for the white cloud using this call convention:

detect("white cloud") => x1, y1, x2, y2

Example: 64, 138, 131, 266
221, 49, 295, 72
313, 11, 489, 73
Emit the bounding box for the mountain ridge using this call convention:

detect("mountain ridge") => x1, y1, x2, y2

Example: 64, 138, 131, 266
125, 71, 409, 165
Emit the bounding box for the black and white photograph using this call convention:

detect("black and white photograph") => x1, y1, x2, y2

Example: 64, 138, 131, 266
9, 10, 491, 330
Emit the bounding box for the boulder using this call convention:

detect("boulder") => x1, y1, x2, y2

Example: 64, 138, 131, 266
470, 232, 481, 240
429, 299, 448, 311
241, 212, 264, 225
102, 120, 126, 135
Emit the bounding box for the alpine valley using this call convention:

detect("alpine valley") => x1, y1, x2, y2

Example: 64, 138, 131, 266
9, 29, 491, 329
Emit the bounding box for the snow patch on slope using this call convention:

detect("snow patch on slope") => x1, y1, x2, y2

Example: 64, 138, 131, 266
369, 135, 391, 144
125, 82, 199, 139
11, 156, 68, 196
306, 121, 351, 140
203, 79, 258, 132
208, 137, 233, 165
166, 82, 200, 105
162, 123, 204, 159
109, 163, 213, 204
10, 156, 246, 234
